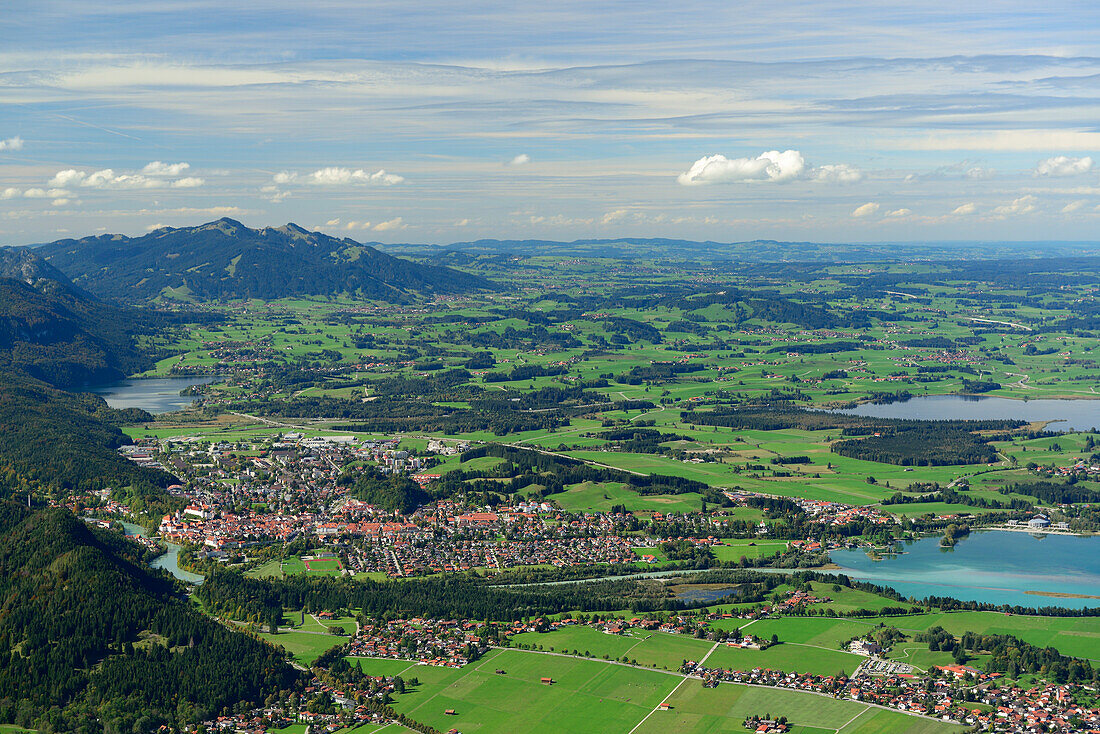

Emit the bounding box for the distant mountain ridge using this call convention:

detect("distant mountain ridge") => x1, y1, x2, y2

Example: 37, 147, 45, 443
37, 218, 495, 302
377, 237, 1100, 263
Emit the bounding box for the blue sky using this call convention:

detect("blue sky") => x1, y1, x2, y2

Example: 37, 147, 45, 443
3, 1, 1100, 245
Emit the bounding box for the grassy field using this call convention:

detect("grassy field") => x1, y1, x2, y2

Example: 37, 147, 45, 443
344, 656, 424, 677
514, 627, 715, 670
705, 639, 865, 678
355, 648, 963, 734
638, 681, 965, 734
257, 629, 344, 665
712, 539, 788, 562
246, 553, 344, 579
711, 611, 1100, 665
556, 481, 704, 514
513, 625, 866, 677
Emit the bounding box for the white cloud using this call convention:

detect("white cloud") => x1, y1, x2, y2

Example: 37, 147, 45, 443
1061, 200, 1087, 213
508, 154, 531, 166
885, 208, 911, 217
811, 164, 863, 184
48, 170, 86, 188
951, 202, 977, 216
677, 150, 805, 185
851, 202, 880, 218
51, 198, 71, 207
0, 187, 19, 199
260, 185, 290, 202
0, 136, 23, 152
1035, 155, 1093, 177
307, 167, 404, 185
342, 218, 406, 231
992, 195, 1037, 216
48, 167, 203, 189
454, 218, 470, 226
965, 166, 995, 180
601, 209, 629, 224
372, 217, 405, 231
142, 161, 190, 176
145, 223, 169, 231
273, 171, 298, 184
324, 218, 341, 226
171, 177, 204, 188
23, 187, 71, 199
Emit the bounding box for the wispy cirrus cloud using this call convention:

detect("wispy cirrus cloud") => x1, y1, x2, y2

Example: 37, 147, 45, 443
7, 4, 1100, 241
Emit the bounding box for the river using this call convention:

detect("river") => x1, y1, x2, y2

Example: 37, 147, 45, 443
89, 376, 218, 414
828, 395, 1099, 432
830, 530, 1100, 609
121, 521, 204, 584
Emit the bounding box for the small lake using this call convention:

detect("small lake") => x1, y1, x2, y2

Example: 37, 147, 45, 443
673, 585, 741, 603
121, 521, 204, 585
829, 395, 1100, 432
89, 376, 218, 414
830, 531, 1100, 609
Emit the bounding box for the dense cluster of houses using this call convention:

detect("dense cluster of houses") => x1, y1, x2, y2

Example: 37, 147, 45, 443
679, 658, 1100, 732
969, 682, 1100, 732
197, 673, 409, 734
345, 618, 491, 667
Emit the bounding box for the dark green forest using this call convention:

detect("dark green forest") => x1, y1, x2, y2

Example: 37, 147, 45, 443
0, 503, 302, 733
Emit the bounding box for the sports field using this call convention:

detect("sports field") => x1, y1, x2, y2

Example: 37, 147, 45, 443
246, 553, 344, 579
358, 648, 964, 734
302, 556, 343, 573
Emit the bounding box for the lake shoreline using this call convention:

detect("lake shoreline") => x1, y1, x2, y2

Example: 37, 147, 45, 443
830, 529, 1100, 609
824, 394, 1100, 432
86, 375, 219, 414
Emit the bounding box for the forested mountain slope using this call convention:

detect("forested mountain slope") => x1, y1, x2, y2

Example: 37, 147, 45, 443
0, 502, 302, 732
0, 267, 175, 495
0, 276, 150, 388
39, 218, 495, 301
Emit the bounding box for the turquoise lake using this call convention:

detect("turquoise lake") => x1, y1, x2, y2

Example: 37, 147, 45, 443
830, 530, 1100, 609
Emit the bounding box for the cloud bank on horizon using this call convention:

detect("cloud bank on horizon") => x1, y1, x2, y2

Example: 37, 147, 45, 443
3, 1, 1100, 245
